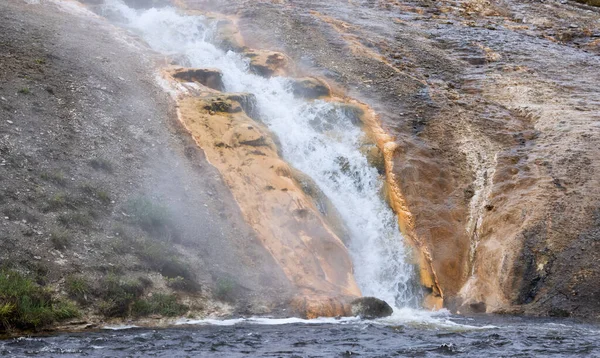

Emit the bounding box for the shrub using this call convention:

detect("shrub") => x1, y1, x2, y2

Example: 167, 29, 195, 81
65, 276, 91, 303
97, 274, 146, 317
58, 212, 93, 228
80, 183, 111, 205
127, 197, 175, 239
214, 278, 235, 302
0, 270, 79, 332
131, 294, 188, 317
50, 229, 72, 250
18, 87, 30, 95
40, 171, 67, 186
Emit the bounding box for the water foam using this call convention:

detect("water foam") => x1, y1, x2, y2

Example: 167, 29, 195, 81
101, 0, 420, 309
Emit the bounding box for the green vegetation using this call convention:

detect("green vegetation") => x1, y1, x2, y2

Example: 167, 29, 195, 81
128, 197, 170, 233
97, 274, 148, 317
18, 87, 30, 95
44, 193, 78, 212
214, 277, 235, 302
0, 270, 79, 332
89, 158, 114, 173
80, 183, 111, 204
50, 229, 72, 250
58, 212, 93, 228
131, 294, 188, 317
40, 171, 67, 186
34, 58, 46, 65
65, 276, 91, 303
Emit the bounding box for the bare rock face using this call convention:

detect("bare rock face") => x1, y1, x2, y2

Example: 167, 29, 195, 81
171, 68, 225, 91
350, 297, 394, 319
290, 77, 331, 99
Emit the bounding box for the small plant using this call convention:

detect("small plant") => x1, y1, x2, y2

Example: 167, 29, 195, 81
80, 183, 112, 205
214, 278, 235, 302
128, 198, 169, 231
0, 270, 79, 331
131, 294, 188, 317
127, 197, 178, 240
96, 274, 147, 317
65, 276, 91, 303
134, 238, 193, 280
58, 212, 93, 228
40, 171, 67, 187
44, 193, 78, 212
89, 158, 114, 173
18, 87, 30, 95
34, 58, 46, 65
50, 229, 72, 250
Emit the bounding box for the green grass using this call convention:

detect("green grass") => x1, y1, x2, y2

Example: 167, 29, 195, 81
0, 270, 79, 332
128, 197, 171, 234
97, 274, 149, 318
131, 294, 188, 317
135, 239, 194, 281
40, 171, 67, 186
214, 278, 235, 302
58, 212, 93, 229
50, 229, 72, 250
44, 193, 78, 212
34, 58, 46, 65
18, 87, 30, 95
65, 276, 91, 303
80, 183, 112, 205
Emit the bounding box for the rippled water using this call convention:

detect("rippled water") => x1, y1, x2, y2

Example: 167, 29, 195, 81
2, 315, 599, 357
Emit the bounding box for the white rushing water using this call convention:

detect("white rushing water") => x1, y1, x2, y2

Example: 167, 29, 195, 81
102, 0, 420, 309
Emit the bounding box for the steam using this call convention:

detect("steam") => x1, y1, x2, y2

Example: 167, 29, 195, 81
101, 0, 421, 309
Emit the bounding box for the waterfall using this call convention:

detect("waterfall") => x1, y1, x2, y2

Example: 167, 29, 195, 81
101, 0, 420, 309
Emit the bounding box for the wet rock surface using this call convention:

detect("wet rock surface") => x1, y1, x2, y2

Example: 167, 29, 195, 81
185, 0, 600, 318
350, 297, 394, 319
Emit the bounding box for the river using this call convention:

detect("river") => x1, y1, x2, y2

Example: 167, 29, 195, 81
2, 314, 600, 357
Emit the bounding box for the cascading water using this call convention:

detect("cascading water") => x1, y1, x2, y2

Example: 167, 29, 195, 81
102, 0, 420, 309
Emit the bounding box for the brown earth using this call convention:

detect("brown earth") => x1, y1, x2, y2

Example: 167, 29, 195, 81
181, 0, 600, 318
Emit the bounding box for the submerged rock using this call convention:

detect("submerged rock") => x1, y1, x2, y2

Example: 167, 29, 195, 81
350, 297, 393, 319
245, 50, 291, 77
290, 77, 331, 99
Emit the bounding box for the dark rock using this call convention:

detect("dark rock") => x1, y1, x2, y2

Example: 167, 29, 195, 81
171, 68, 225, 91
350, 297, 393, 319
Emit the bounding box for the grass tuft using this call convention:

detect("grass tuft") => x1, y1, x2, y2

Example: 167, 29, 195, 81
0, 270, 79, 332
50, 229, 72, 250
40, 171, 67, 186
65, 276, 91, 303
131, 294, 188, 317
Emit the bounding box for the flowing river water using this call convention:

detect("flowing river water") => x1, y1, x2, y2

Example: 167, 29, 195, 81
3, 1, 598, 356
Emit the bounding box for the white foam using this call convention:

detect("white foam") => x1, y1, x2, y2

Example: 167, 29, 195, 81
102, 325, 140, 330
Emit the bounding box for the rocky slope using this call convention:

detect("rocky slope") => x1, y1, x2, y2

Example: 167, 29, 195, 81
180, 0, 600, 317
0, 0, 293, 333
